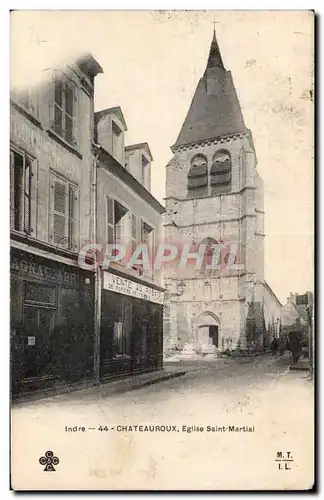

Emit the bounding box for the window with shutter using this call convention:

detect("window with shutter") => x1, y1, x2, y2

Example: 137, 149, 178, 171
68, 185, 78, 251
53, 75, 76, 146
131, 214, 137, 252
10, 147, 33, 234
141, 220, 153, 245
112, 121, 122, 161
24, 161, 31, 234
114, 200, 128, 247
53, 179, 67, 245
140, 220, 154, 278
141, 155, 149, 186
50, 172, 79, 250
107, 196, 115, 245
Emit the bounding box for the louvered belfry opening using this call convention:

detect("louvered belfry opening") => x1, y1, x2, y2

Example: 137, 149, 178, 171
210, 150, 231, 186
188, 154, 208, 189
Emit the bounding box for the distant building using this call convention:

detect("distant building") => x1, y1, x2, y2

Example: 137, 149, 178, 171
281, 292, 313, 334
162, 31, 281, 353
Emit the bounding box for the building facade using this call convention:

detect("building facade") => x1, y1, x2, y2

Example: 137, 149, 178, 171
10, 55, 165, 396
93, 107, 165, 380
163, 32, 281, 352
10, 55, 103, 395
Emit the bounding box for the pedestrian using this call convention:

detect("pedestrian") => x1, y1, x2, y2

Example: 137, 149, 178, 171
278, 335, 286, 356
270, 337, 278, 356
289, 327, 302, 365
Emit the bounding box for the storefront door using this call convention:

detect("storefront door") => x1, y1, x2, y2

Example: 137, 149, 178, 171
141, 320, 148, 368
23, 282, 57, 379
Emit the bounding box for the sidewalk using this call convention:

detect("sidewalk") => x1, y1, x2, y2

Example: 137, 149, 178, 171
289, 356, 311, 372
12, 365, 189, 405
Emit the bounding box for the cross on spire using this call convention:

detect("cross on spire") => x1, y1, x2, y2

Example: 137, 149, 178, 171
206, 22, 224, 70
212, 17, 218, 36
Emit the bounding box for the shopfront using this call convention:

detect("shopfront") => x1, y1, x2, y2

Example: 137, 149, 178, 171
10, 248, 95, 395
100, 271, 164, 379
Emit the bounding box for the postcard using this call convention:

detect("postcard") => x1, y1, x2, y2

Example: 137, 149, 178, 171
10, 10, 314, 491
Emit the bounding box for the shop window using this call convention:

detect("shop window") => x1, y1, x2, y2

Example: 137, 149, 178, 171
24, 307, 56, 333
210, 150, 231, 186
53, 75, 77, 146
113, 321, 131, 359
50, 172, 79, 251
10, 148, 33, 234
188, 154, 208, 190
25, 282, 56, 305
24, 281, 57, 337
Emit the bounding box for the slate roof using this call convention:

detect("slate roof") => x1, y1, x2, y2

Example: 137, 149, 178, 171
173, 31, 247, 148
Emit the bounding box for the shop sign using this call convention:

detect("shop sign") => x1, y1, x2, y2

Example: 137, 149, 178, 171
103, 272, 164, 305
11, 255, 77, 285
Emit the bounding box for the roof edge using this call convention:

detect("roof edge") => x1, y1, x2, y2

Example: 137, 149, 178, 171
171, 129, 250, 153
94, 144, 165, 215
95, 106, 128, 131
125, 142, 153, 161
76, 53, 104, 77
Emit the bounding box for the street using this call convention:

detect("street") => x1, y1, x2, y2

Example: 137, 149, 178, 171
11, 354, 314, 491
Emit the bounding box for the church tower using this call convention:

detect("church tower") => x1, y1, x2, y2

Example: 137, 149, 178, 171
163, 31, 266, 352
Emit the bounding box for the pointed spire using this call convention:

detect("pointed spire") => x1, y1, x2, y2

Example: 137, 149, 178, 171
206, 29, 225, 70
172, 29, 246, 148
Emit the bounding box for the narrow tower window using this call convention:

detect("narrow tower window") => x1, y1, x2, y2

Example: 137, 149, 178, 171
210, 150, 231, 186
188, 154, 208, 189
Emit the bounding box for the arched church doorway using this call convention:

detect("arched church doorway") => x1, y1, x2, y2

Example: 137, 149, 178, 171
196, 312, 221, 348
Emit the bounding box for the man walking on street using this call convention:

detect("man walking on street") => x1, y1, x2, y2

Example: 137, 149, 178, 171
289, 319, 302, 365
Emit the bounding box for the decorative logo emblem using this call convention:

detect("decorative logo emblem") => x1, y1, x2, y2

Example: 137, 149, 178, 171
39, 450, 60, 471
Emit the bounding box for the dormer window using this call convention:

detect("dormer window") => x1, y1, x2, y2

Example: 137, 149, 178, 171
188, 154, 208, 189
112, 120, 123, 160
210, 150, 231, 186
141, 154, 149, 187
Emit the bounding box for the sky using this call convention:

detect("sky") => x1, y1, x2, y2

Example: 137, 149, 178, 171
10, 10, 314, 304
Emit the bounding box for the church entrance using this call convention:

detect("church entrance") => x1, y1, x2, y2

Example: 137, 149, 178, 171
209, 325, 219, 348
196, 312, 221, 351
